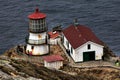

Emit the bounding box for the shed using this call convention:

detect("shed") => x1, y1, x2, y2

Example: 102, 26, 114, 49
43, 55, 64, 69
48, 31, 61, 45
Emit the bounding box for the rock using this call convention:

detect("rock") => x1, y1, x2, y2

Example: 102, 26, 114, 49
0, 42, 119, 80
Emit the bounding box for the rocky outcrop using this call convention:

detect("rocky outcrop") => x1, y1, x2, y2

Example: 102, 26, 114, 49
0, 42, 119, 80
0, 57, 119, 80
102, 43, 117, 61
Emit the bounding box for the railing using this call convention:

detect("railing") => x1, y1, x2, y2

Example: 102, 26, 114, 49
26, 38, 46, 45
29, 27, 47, 33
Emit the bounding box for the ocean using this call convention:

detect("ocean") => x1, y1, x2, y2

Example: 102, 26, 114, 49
0, 0, 120, 56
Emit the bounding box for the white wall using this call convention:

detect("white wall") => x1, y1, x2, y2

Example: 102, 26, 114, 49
63, 36, 68, 49
74, 41, 103, 62
63, 35, 75, 61
26, 44, 49, 55
44, 61, 63, 69
49, 38, 61, 45
29, 32, 47, 40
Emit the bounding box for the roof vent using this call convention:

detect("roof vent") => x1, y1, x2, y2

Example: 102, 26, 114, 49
74, 19, 79, 26
53, 31, 57, 34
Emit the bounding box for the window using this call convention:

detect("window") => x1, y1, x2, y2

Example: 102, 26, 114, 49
66, 41, 67, 46
41, 19, 44, 23
67, 41, 69, 48
31, 46, 34, 50
39, 20, 41, 23
68, 42, 69, 48
88, 44, 91, 49
71, 47, 73, 54
66, 41, 69, 48
63, 36, 64, 43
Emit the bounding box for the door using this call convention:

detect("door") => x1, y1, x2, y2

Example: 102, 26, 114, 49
83, 51, 95, 61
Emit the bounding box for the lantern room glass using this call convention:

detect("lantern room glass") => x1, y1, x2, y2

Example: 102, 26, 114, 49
29, 18, 46, 33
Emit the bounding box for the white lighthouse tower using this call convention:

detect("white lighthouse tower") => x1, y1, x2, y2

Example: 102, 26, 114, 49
26, 8, 49, 55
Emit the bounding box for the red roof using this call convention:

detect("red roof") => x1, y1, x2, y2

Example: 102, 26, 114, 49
63, 25, 103, 49
43, 55, 64, 63
28, 8, 46, 19
48, 31, 60, 39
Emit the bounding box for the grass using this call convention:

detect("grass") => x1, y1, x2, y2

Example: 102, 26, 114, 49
8, 59, 107, 80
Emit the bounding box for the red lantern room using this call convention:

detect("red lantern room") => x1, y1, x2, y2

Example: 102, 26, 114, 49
28, 8, 47, 33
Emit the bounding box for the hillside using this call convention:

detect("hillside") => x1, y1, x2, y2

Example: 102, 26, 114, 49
0, 57, 120, 80
0, 43, 119, 80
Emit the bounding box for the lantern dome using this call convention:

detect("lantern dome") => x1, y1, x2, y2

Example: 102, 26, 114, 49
28, 8, 46, 19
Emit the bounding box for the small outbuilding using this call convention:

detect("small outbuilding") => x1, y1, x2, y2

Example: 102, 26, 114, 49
63, 23, 104, 62
43, 55, 64, 69
48, 31, 61, 45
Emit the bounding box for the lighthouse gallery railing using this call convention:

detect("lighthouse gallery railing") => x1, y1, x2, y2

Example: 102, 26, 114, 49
26, 39, 46, 45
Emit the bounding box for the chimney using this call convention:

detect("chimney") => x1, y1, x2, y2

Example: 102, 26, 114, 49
74, 18, 79, 26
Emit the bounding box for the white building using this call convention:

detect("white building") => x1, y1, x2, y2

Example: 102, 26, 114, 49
43, 55, 64, 69
48, 31, 61, 45
25, 8, 49, 55
63, 24, 104, 62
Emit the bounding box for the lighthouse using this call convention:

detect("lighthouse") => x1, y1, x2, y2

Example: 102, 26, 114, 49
26, 8, 49, 55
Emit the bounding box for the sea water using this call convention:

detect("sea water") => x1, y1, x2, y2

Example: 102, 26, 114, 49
0, 0, 120, 56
